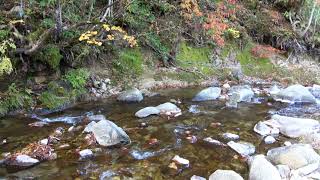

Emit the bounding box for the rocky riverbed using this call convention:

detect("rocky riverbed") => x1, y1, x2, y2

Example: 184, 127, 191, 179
1, 82, 320, 179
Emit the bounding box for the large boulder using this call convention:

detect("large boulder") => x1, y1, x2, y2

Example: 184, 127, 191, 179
227, 141, 255, 157
192, 87, 221, 101
84, 119, 130, 147
209, 170, 243, 180
249, 155, 281, 180
228, 85, 254, 102
117, 88, 143, 102
135, 107, 160, 118
265, 115, 320, 138
267, 144, 320, 169
273, 84, 316, 103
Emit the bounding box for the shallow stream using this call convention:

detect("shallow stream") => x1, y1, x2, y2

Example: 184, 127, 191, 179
0, 88, 298, 179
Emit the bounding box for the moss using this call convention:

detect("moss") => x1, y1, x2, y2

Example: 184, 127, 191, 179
35, 44, 63, 70
175, 42, 215, 80
236, 44, 274, 78
64, 68, 90, 90
0, 83, 32, 117
39, 91, 69, 110
113, 48, 143, 80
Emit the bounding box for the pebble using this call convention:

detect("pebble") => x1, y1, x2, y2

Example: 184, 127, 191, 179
79, 149, 93, 158
264, 136, 276, 144
191, 175, 206, 180
223, 133, 240, 140
40, 138, 48, 145
284, 141, 292, 146
172, 155, 189, 166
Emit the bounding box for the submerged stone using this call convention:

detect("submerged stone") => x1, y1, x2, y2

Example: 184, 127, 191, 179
253, 121, 279, 136
227, 141, 255, 157
229, 85, 254, 102
79, 149, 93, 158
84, 119, 130, 147
192, 87, 221, 101
117, 88, 143, 102
222, 133, 240, 140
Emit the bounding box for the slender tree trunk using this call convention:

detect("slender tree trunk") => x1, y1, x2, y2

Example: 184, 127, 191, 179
301, 0, 316, 37
55, 0, 63, 40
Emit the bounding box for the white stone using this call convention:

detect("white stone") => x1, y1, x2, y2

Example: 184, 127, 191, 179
79, 149, 93, 158
172, 155, 189, 165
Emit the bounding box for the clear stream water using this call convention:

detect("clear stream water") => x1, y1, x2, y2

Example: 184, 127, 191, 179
0, 88, 295, 179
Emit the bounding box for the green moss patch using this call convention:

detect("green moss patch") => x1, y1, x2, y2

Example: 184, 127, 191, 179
113, 48, 144, 81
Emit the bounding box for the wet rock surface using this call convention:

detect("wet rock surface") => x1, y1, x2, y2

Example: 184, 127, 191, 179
209, 169, 244, 180
273, 84, 316, 103
248, 155, 281, 180
192, 87, 221, 101
267, 144, 320, 169
117, 88, 143, 102
84, 119, 131, 147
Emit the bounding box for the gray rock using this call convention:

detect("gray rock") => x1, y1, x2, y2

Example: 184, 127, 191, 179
203, 137, 225, 146
264, 136, 276, 144
227, 141, 255, 157
223, 133, 240, 140
85, 120, 131, 147
300, 133, 320, 150
253, 121, 280, 136
267, 144, 320, 169
276, 165, 290, 179
249, 155, 281, 180
87, 115, 107, 122
83, 121, 97, 133
189, 105, 201, 114
229, 85, 254, 102
156, 102, 181, 114
117, 88, 143, 102
226, 93, 240, 108
79, 149, 93, 158
269, 85, 281, 95
310, 84, 320, 98
6, 155, 39, 167
135, 107, 160, 118
266, 115, 320, 138
209, 169, 244, 180
274, 84, 316, 103
191, 175, 206, 180
192, 87, 221, 101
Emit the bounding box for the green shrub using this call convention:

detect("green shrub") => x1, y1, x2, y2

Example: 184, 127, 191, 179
124, 0, 155, 30
41, 18, 55, 28
0, 30, 10, 41
36, 44, 63, 70
64, 68, 90, 90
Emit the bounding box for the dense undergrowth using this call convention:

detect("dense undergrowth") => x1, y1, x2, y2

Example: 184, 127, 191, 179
0, 0, 319, 115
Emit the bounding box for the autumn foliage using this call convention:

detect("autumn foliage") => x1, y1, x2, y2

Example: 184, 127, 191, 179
181, 0, 240, 46
251, 45, 285, 58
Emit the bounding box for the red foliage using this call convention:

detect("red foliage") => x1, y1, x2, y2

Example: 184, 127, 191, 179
251, 45, 285, 58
